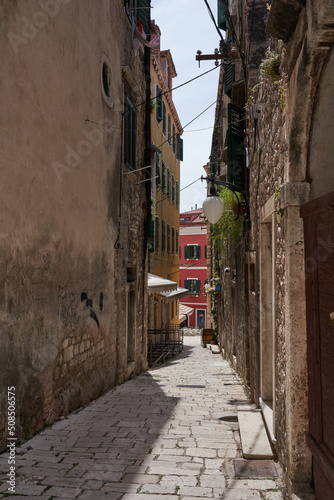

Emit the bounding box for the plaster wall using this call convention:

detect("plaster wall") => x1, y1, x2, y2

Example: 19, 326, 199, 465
0, 0, 148, 450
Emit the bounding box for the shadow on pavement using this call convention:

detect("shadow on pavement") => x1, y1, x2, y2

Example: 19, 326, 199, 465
0, 370, 180, 499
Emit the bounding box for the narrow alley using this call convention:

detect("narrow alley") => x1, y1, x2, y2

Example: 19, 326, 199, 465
0, 336, 286, 499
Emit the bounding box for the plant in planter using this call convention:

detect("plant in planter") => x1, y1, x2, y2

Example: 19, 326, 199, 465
211, 332, 219, 345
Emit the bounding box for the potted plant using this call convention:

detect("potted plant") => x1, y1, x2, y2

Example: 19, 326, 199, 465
210, 332, 218, 345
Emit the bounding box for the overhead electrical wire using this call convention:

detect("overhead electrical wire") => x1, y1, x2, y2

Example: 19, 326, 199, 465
203, 0, 224, 42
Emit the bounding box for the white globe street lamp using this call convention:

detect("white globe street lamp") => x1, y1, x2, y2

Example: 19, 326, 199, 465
201, 174, 249, 224
203, 194, 224, 224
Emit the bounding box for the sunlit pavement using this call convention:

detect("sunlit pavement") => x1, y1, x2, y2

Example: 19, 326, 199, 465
0, 335, 286, 499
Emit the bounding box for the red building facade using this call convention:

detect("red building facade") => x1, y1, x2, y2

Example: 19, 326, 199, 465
179, 208, 208, 328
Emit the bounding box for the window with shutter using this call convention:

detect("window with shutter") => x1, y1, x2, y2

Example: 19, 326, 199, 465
168, 114, 171, 145
224, 61, 234, 97
162, 101, 166, 135
178, 136, 183, 161
156, 86, 162, 122
162, 161, 166, 191
176, 230, 179, 255
155, 153, 160, 185
172, 227, 175, 254
186, 245, 199, 259
167, 224, 171, 253
227, 103, 245, 187
172, 124, 175, 153
184, 246, 189, 259
124, 96, 136, 169
176, 181, 179, 207
172, 175, 175, 203
162, 221, 166, 252
167, 168, 171, 198
217, 0, 228, 31
205, 245, 207, 258
185, 279, 200, 296
137, 0, 150, 35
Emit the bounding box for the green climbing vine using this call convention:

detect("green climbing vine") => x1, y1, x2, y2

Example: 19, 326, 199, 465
211, 188, 244, 271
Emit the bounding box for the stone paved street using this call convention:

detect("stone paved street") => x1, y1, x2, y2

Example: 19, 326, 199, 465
0, 336, 286, 499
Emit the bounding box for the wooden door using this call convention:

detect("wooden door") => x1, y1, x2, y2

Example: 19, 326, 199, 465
301, 192, 334, 499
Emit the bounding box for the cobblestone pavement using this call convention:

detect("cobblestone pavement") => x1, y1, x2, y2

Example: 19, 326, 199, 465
0, 335, 286, 499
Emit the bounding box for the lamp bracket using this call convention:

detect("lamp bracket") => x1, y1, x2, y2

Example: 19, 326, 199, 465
201, 174, 249, 220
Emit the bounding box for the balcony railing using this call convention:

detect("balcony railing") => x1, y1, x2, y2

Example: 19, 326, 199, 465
147, 325, 184, 367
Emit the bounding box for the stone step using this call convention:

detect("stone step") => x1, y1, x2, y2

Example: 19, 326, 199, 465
238, 410, 274, 459
211, 345, 220, 354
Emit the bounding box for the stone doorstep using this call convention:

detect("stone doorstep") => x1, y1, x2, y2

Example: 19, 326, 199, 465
210, 345, 221, 354
238, 410, 274, 459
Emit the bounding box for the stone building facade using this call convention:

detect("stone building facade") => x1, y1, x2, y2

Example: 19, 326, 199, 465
207, 0, 334, 498
148, 20, 184, 329
0, 0, 151, 452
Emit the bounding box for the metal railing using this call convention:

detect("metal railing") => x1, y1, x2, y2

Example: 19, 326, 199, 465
147, 325, 184, 367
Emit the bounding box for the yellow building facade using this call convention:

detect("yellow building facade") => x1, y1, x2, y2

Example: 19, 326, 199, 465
149, 21, 183, 328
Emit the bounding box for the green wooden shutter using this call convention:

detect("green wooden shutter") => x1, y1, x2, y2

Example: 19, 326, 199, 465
162, 161, 166, 191
217, 0, 228, 31
162, 221, 166, 252
176, 181, 179, 207
155, 153, 160, 185
168, 114, 171, 145
205, 245, 207, 258
137, 0, 150, 35
162, 101, 166, 135
172, 124, 175, 153
172, 227, 175, 253
176, 230, 179, 255
224, 61, 234, 96
185, 279, 189, 290
196, 280, 201, 295
167, 168, 170, 198
185, 245, 189, 259
167, 224, 171, 253
179, 137, 183, 161
196, 246, 201, 259
155, 217, 159, 250
227, 103, 245, 187
172, 175, 175, 203
156, 86, 162, 122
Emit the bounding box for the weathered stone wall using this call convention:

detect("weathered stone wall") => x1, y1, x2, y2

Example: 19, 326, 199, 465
0, 0, 148, 451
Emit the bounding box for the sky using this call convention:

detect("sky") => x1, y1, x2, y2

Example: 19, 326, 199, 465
151, 0, 221, 213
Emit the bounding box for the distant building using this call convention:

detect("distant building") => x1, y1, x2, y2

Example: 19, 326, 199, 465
179, 208, 208, 328
148, 20, 186, 329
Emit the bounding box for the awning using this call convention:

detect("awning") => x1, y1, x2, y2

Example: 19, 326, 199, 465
159, 287, 190, 301
179, 304, 194, 316
147, 273, 177, 294
179, 303, 194, 323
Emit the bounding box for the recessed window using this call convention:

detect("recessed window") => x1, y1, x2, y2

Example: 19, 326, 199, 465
185, 279, 201, 296
101, 55, 113, 107
185, 244, 200, 259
